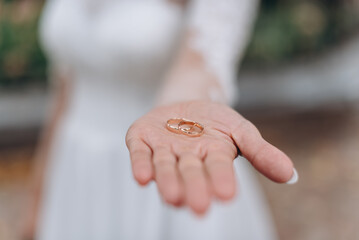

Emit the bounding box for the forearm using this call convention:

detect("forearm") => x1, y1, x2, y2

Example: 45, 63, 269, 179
22, 72, 70, 238
156, 34, 227, 106
157, 0, 259, 107
30, 73, 69, 194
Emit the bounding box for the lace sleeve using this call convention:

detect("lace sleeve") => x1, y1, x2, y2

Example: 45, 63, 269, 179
187, 0, 259, 104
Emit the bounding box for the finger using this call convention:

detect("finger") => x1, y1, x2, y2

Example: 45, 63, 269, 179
153, 147, 184, 206
178, 153, 211, 215
232, 119, 294, 183
205, 150, 236, 201
126, 138, 154, 185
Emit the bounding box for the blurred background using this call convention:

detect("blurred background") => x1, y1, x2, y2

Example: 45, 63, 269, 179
1, 0, 359, 239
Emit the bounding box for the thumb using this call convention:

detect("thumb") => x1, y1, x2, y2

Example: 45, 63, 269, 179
231, 119, 297, 184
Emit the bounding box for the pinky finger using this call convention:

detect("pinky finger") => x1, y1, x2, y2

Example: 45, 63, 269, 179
126, 138, 154, 185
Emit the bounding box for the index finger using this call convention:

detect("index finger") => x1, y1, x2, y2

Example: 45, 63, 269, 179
204, 149, 236, 201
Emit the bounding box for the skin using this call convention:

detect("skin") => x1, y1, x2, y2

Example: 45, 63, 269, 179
126, 101, 294, 215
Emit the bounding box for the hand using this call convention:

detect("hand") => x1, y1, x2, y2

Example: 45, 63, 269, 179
126, 100, 294, 215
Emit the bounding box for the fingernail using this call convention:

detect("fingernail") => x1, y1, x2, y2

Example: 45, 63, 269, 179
286, 168, 298, 184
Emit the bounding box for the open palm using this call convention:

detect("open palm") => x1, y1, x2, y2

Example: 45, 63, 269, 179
126, 100, 294, 215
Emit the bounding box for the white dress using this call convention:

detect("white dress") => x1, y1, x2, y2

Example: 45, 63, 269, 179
37, 0, 277, 239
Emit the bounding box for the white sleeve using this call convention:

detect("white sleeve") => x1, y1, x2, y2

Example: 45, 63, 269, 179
187, 0, 259, 104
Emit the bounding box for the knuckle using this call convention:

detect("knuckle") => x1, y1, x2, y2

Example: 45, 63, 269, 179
175, 143, 204, 158
154, 145, 171, 154
207, 142, 235, 157
153, 157, 175, 168
178, 159, 202, 172
176, 143, 194, 152
241, 119, 261, 136
207, 141, 228, 152
131, 148, 149, 157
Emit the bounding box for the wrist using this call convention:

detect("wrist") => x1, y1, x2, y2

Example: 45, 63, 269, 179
156, 34, 230, 106
156, 74, 226, 106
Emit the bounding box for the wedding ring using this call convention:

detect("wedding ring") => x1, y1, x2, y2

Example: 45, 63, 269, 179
166, 118, 185, 134
166, 118, 204, 137
178, 120, 204, 137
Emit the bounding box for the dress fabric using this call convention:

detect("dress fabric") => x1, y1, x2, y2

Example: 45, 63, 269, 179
37, 0, 277, 239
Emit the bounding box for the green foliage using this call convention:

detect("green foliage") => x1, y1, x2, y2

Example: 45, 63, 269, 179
0, 1, 47, 88
243, 0, 359, 66
0, 0, 358, 88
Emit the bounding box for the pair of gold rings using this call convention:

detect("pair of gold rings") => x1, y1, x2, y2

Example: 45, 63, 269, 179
166, 118, 204, 137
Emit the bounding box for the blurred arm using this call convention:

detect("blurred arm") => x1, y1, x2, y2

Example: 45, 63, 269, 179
22, 71, 70, 238
31, 72, 70, 196
157, 0, 259, 105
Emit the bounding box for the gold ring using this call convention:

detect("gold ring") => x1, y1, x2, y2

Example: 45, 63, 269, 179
178, 120, 204, 137
166, 118, 185, 134
166, 118, 204, 137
